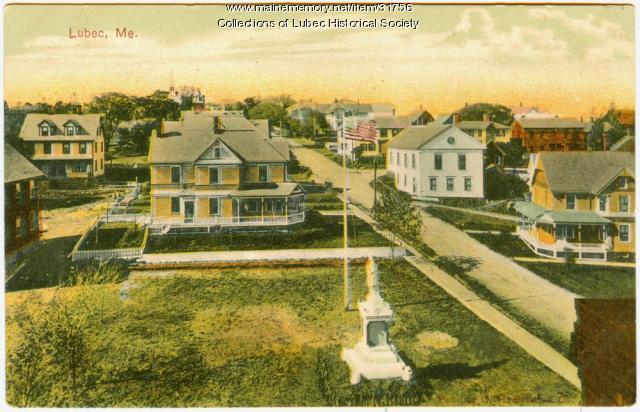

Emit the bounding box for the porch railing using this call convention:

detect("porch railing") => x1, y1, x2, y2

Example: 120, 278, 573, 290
148, 212, 305, 233
516, 227, 607, 260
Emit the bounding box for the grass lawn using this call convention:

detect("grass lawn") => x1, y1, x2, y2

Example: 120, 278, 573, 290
468, 233, 537, 258
305, 191, 343, 211
41, 187, 124, 211
108, 154, 148, 166
5, 260, 579, 407
518, 262, 635, 299
146, 211, 389, 253
425, 206, 515, 233
81, 223, 146, 251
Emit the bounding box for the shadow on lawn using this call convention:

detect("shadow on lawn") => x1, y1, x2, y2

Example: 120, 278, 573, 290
405, 355, 508, 383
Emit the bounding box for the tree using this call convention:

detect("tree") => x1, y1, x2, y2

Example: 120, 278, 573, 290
588, 109, 628, 150
298, 109, 329, 138
86, 93, 136, 149
458, 103, 514, 126
135, 90, 180, 122
497, 140, 527, 167
372, 188, 423, 263
116, 121, 156, 156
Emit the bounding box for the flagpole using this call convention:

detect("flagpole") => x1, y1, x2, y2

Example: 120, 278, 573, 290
342, 117, 351, 311
373, 143, 378, 208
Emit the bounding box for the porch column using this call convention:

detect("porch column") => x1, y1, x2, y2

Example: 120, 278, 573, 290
577, 224, 581, 243
261, 197, 264, 223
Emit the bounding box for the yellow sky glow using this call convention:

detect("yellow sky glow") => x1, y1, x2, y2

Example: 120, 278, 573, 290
3, 4, 635, 117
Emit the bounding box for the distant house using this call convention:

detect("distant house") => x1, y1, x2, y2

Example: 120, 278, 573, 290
388, 124, 485, 199
287, 101, 395, 132
19, 114, 106, 179
515, 151, 634, 260
148, 112, 304, 232
512, 118, 588, 152
5, 144, 45, 253
436, 113, 511, 144
612, 108, 635, 129
511, 103, 554, 120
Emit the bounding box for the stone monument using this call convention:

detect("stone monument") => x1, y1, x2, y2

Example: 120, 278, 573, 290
342, 256, 412, 384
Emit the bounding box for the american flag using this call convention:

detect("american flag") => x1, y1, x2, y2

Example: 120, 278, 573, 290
344, 119, 377, 142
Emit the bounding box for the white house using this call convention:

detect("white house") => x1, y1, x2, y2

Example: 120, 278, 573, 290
387, 124, 485, 200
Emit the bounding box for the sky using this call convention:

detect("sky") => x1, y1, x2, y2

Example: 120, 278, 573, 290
3, 3, 635, 117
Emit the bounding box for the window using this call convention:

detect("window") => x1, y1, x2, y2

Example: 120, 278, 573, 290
30, 183, 38, 200
403, 153, 407, 168
94, 160, 97, 171
389, 151, 393, 165
458, 154, 466, 170
396, 152, 400, 165
40, 125, 50, 136
566, 194, 576, 210
620, 224, 630, 242
171, 166, 182, 183
403, 174, 407, 187
621, 176, 629, 188
434, 154, 442, 170
62, 143, 71, 154
620, 195, 629, 212
94, 142, 98, 152
79, 142, 87, 154
557, 225, 575, 240
43, 143, 52, 154
214, 147, 221, 158
66, 125, 75, 135
100, 142, 104, 152
412, 154, 416, 169
72, 163, 86, 172
429, 177, 437, 191
599, 195, 608, 212
209, 198, 220, 215
412, 177, 416, 193
209, 167, 220, 184
171, 197, 180, 214
259, 165, 269, 182
100, 159, 103, 169
464, 177, 472, 192
446, 177, 454, 191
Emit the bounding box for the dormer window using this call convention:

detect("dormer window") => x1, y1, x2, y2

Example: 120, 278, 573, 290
66, 125, 76, 136
40, 125, 50, 136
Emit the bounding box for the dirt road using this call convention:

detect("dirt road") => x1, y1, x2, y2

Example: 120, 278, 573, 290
292, 145, 578, 339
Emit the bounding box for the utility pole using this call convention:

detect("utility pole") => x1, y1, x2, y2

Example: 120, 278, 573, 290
341, 115, 351, 311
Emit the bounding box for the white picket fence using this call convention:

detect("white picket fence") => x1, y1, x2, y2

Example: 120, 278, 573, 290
69, 218, 149, 262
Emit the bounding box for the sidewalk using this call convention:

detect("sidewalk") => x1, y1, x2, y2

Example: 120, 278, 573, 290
404, 255, 581, 389
140, 246, 406, 264
415, 201, 519, 222
514, 256, 635, 268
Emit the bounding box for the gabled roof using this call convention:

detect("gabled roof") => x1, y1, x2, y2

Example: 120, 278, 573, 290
516, 118, 586, 129
537, 151, 635, 194
388, 124, 452, 150
20, 114, 102, 141
375, 116, 410, 129
514, 201, 610, 224
150, 128, 289, 164
4, 144, 45, 184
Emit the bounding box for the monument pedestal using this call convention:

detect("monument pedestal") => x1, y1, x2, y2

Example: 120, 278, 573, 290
342, 256, 412, 385
342, 342, 412, 384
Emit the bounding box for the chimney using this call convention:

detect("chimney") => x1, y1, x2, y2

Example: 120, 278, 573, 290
580, 116, 584, 123
452, 113, 460, 126
214, 116, 221, 133
483, 113, 490, 122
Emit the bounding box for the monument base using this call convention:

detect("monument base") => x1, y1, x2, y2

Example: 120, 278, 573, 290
342, 342, 412, 385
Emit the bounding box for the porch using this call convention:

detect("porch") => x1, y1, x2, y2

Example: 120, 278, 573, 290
514, 201, 611, 260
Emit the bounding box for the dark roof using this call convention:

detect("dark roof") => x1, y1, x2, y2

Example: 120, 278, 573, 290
538, 151, 635, 193
4, 144, 45, 183
388, 124, 452, 150
517, 118, 586, 129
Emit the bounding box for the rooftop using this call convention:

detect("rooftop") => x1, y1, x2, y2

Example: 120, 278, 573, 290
4, 144, 45, 184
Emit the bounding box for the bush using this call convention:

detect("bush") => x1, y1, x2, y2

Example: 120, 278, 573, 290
316, 346, 431, 406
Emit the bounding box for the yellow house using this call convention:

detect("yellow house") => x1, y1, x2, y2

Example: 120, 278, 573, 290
435, 113, 512, 144
515, 151, 635, 260
19, 114, 105, 179
148, 113, 305, 232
